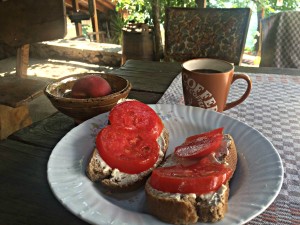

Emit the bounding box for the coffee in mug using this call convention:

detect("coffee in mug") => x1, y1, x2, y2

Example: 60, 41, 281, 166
182, 58, 252, 112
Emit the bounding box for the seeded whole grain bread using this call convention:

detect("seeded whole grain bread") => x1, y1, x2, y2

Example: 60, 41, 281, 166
145, 134, 237, 224
86, 127, 169, 192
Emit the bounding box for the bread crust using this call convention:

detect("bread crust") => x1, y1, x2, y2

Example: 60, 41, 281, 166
145, 134, 237, 224
86, 128, 169, 192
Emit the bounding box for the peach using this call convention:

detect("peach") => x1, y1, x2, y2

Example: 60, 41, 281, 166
71, 75, 112, 98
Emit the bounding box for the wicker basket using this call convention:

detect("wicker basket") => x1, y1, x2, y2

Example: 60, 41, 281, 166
44, 73, 132, 123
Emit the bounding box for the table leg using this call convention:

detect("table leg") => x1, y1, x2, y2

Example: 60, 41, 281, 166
16, 44, 29, 78
89, 0, 100, 42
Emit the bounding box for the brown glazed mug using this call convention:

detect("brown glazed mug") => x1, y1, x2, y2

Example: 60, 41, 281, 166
182, 58, 252, 112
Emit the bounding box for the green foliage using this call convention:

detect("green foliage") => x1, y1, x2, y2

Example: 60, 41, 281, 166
111, 0, 299, 47
208, 0, 299, 17
110, 0, 198, 44
267, 0, 299, 15
109, 12, 126, 44
114, 0, 299, 24
82, 24, 93, 39
114, 0, 197, 25
115, 0, 152, 23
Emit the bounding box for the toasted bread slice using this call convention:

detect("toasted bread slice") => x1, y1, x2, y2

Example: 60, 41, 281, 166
86, 127, 169, 192
145, 134, 237, 224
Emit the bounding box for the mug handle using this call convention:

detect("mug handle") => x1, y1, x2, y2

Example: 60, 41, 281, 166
223, 73, 252, 111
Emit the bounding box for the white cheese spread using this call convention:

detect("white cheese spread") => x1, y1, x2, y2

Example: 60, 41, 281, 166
199, 184, 227, 205
148, 182, 227, 205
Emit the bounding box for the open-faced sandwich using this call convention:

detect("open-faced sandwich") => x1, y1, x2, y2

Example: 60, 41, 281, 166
145, 128, 237, 224
86, 100, 169, 191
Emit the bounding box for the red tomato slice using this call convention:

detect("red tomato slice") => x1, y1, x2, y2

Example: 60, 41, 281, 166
149, 159, 233, 194
185, 127, 224, 143
96, 125, 159, 174
109, 101, 163, 138
174, 128, 223, 159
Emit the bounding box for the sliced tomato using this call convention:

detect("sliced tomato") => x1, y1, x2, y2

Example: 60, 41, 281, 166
174, 135, 223, 159
149, 158, 233, 194
108, 101, 163, 138
174, 128, 223, 159
185, 127, 224, 143
96, 125, 159, 174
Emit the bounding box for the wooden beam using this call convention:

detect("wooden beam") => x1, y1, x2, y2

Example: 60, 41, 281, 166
65, 0, 73, 8
16, 44, 29, 78
80, 0, 115, 12
96, 0, 115, 11
94, 4, 109, 13
77, 0, 89, 9
66, 0, 115, 13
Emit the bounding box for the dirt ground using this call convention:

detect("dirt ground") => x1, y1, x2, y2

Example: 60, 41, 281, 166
0, 57, 116, 80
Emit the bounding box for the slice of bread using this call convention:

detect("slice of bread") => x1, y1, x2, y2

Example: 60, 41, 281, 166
86, 127, 169, 192
145, 134, 237, 224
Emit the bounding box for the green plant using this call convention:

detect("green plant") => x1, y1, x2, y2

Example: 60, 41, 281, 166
116, 0, 152, 23
207, 0, 299, 18
114, 0, 198, 25
109, 12, 126, 44
82, 24, 93, 39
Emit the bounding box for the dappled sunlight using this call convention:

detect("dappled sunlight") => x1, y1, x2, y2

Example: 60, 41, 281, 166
41, 40, 121, 52
0, 57, 117, 79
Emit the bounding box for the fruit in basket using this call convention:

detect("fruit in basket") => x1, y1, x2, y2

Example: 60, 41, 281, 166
71, 75, 112, 98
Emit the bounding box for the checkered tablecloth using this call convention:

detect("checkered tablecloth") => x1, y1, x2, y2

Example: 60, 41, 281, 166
158, 72, 300, 224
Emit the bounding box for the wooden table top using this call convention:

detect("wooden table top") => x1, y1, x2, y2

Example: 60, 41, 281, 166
1, 60, 300, 225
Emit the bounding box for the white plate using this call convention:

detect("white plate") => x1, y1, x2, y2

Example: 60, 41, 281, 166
47, 104, 283, 225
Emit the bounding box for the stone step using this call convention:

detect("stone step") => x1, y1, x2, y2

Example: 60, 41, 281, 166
30, 39, 122, 67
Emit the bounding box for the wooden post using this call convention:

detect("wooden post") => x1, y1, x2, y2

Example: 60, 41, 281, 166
255, 8, 265, 65
196, 0, 207, 8
72, 0, 83, 36
16, 44, 30, 78
89, 0, 100, 42
255, 8, 265, 56
151, 0, 163, 61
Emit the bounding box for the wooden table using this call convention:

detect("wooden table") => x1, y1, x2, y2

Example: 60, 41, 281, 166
1, 60, 300, 225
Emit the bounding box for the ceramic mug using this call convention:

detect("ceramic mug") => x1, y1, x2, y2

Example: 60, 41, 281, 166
182, 58, 252, 112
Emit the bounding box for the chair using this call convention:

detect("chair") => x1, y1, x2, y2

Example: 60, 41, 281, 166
260, 11, 300, 69
67, 0, 102, 42
164, 7, 251, 65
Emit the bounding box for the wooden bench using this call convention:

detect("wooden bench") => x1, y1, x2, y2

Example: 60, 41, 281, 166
0, 0, 66, 139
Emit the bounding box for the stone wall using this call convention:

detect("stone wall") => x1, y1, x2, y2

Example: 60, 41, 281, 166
30, 40, 122, 67
0, 42, 16, 60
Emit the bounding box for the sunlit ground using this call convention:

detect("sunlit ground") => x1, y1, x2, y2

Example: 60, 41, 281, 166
0, 57, 116, 79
